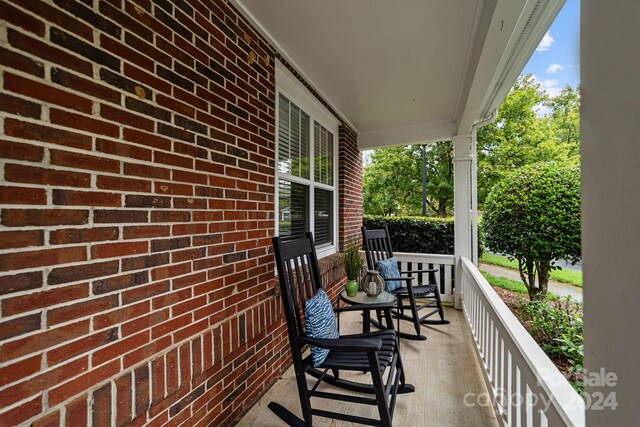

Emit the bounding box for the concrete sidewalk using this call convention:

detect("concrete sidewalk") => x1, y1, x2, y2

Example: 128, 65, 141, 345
479, 263, 583, 302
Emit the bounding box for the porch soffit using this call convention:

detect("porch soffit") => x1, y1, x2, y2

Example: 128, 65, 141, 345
231, 0, 564, 149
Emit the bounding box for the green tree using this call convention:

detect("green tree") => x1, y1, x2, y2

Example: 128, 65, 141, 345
476, 75, 580, 206
362, 142, 453, 217
483, 162, 581, 301
545, 85, 580, 158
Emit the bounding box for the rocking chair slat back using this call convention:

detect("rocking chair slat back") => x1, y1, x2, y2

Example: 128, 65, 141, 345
273, 232, 322, 339
363, 225, 395, 268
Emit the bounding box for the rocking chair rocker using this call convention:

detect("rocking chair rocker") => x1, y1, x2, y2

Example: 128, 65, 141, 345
269, 233, 414, 426
362, 225, 450, 341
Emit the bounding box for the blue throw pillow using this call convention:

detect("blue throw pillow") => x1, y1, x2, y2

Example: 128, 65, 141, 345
376, 257, 402, 292
304, 288, 339, 367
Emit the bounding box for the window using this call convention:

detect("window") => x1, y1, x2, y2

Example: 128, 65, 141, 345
276, 64, 338, 256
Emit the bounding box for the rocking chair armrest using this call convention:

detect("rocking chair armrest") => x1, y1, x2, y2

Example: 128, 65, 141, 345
402, 268, 438, 274
298, 336, 382, 352
381, 276, 412, 282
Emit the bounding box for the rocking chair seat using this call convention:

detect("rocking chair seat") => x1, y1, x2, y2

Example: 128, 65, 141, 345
392, 283, 437, 298
314, 330, 397, 371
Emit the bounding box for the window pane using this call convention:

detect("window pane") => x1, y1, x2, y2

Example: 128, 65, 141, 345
314, 121, 333, 185
279, 180, 309, 242
278, 94, 310, 178
314, 189, 333, 246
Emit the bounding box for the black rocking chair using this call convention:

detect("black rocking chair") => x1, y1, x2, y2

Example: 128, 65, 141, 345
270, 232, 414, 426
362, 226, 449, 341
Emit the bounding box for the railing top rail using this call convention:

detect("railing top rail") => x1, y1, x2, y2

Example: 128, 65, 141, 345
461, 256, 585, 426
393, 252, 455, 264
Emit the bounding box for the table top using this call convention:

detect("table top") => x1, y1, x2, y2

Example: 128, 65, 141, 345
340, 290, 395, 306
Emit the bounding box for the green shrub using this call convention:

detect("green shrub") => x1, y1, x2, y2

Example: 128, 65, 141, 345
363, 215, 454, 254
483, 162, 581, 300
518, 297, 584, 392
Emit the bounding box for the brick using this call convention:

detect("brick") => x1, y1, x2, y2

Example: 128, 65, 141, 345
0, 246, 86, 271
123, 225, 170, 239
124, 194, 171, 208
92, 382, 112, 427
2, 283, 88, 316
93, 271, 149, 294
48, 296, 120, 327
4, 118, 92, 150
91, 241, 148, 259
122, 253, 169, 272
50, 109, 120, 138
50, 227, 119, 245
65, 396, 88, 427
0, 356, 88, 408
0, 396, 42, 426
99, 2, 152, 41
8, 28, 92, 76
0, 313, 41, 342
96, 138, 152, 161
2, 208, 89, 228
49, 359, 120, 406
0, 140, 43, 162
134, 364, 150, 415
125, 96, 171, 121
51, 149, 121, 173
151, 313, 191, 340
115, 373, 133, 427
101, 103, 154, 132
52, 190, 122, 207
4, 73, 92, 113
123, 162, 171, 180
0, 92, 41, 118
0, 355, 40, 388
92, 332, 149, 367
31, 411, 61, 427
100, 68, 151, 99
94, 209, 148, 223
5, 163, 91, 187
0, 321, 88, 363
0, 185, 46, 205
0, 45, 44, 77
0, 271, 42, 296
151, 211, 191, 223
96, 175, 151, 193
123, 128, 171, 151
48, 260, 119, 286
52, 67, 121, 104
121, 281, 170, 305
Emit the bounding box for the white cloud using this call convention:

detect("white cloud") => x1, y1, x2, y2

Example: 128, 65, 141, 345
532, 74, 562, 98
536, 32, 554, 51
546, 63, 563, 74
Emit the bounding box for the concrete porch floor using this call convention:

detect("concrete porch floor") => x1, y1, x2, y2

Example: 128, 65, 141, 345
237, 307, 498, 426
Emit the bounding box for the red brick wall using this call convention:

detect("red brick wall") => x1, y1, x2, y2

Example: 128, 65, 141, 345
0, 1, 358, 426
339, 124, 363, 249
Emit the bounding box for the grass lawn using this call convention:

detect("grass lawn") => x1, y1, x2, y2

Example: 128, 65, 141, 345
481, 271, 558, 301
480, 253, 582, 287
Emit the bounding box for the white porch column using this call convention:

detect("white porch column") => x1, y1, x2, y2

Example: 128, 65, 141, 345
453, 134, 472, 310
583, 0, 640, 424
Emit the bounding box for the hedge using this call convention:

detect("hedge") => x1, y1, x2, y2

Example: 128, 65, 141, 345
362, 215, 454, 254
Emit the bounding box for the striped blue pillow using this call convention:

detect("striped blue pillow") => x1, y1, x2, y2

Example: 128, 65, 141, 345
376, 257, 402, 292
304, 288, 339, 367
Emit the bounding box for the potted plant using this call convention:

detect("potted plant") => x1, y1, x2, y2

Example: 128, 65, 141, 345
341, 243, 363, 297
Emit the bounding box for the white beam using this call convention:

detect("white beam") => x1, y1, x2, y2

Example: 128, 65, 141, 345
582, 0, 640, 424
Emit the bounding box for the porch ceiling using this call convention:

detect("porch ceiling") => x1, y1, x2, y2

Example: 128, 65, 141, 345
232, 0, 564, 149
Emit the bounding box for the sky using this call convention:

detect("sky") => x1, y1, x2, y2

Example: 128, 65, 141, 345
521, 0, 580, 97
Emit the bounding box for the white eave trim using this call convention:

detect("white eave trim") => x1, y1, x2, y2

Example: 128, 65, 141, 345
358, 120, 456, 150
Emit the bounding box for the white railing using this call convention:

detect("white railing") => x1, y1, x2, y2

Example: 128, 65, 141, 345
394, 252, 455, 302
460, 256, 585, 426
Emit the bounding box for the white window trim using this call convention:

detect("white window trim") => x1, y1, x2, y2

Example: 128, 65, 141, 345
275, 61, 340, 259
